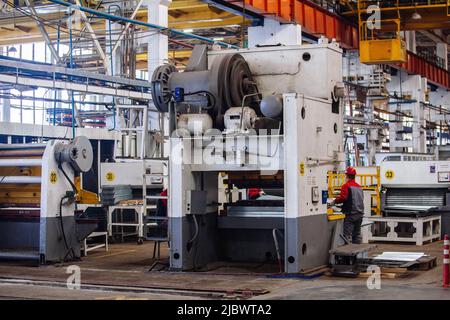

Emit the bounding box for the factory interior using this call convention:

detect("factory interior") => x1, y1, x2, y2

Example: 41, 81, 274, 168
0, 0, 449, 303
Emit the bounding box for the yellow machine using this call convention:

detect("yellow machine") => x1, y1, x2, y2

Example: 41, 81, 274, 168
75, 176, 100, 205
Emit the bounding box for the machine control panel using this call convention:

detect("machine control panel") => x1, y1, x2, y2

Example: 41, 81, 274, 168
186, 190, 207, 215
311, 186, 320, 203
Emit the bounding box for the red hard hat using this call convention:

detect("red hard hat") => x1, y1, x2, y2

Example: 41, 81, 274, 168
345, 166, 356, 175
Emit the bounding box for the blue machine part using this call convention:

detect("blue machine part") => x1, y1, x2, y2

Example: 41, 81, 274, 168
322, 190, 328, 204
174, 87, 185, 103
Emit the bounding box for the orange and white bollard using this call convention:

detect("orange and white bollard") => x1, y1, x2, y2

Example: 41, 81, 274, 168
444, 234, 449, 288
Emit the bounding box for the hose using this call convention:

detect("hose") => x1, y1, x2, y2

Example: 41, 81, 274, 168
182, 90, 216, 111
59, 194, 75, 261
272, 228, 283, 273
186, 214, 199, 252
56, 152, 78, 261
184, 214, 200, 272
57, 153, 78, 195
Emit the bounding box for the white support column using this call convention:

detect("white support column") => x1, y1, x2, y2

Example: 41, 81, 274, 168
0, 47, 10, 122
147, 0, 171, 78
387, 71, 427, 153
405, 31, 416, 54
1, 94, 10, 122
436, 42, 448, 71
147, 0, 171, 158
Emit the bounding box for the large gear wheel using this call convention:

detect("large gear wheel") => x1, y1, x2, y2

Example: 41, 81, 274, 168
151, 64, 177, 112
208, 53, 257, 128
150, 49, 257, 127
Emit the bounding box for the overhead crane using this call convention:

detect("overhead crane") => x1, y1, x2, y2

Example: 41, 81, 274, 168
357, 0, 407, 64
340, 0, 450, 31
344, 0, 450, 64
215, 0, 449, 88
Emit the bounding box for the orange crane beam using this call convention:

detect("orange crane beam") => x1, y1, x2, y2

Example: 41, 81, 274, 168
228, 0, 359, 48
218, 0, 450, 89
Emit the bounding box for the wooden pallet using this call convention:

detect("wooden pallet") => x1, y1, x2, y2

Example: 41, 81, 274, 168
118, 199, 144, 206
299, 265, 330, 277
412, 256, 437, 271
326, 268, 412, 279
357, 255, 437, 274
358, 271, 412, 279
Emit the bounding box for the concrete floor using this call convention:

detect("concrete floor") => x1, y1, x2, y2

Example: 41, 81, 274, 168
0, 240, 448, 300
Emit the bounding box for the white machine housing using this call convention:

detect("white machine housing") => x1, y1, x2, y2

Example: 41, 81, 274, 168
0, 138, 95, 263
169, 43, 344, 273
208, 44, 342, 100
381, 160, 450, 188
101, 161, 164, 188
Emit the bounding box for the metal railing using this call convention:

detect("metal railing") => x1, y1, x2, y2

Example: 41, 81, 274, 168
327, 167, 381, 215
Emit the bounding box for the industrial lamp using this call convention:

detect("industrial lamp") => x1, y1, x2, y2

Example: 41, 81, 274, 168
411, 11, 422, 20
411, 5, 422, 20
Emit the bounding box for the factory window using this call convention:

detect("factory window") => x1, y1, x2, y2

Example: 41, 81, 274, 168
0, 41, 75, 125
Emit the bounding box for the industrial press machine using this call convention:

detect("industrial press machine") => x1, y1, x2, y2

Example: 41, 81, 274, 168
366, 160, 450, 245
151, 42, 345, 272
0, 136, 97, 263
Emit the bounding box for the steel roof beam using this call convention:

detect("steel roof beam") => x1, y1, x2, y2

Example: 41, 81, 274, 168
23, 0, 62, 64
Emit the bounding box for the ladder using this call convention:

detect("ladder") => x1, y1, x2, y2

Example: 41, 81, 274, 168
108, 103, 168, 244
142, 159, 170, 250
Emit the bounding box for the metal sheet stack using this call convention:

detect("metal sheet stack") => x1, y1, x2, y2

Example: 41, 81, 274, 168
100, 185, 133, 205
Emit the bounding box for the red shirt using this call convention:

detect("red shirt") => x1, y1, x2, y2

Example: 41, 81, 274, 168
335, 179, 361, 203
248, 188, 261, 200
160, 189, 168, 207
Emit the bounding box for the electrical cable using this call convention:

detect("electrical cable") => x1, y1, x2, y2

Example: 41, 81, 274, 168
56, 151, 78, 261
59, 193, 75, 260
186, 214, 199, 252
272, 228, 283, 274
182, 90, 216, 111
192, 215, 202, 271
57, 154, 78, 194
183, 213, 200, 271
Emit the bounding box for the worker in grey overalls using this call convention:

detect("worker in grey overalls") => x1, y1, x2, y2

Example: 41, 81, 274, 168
330, 167, 364, 244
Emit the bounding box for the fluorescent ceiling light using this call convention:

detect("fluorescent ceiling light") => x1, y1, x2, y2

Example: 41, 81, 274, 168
183, 29, 194, 33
